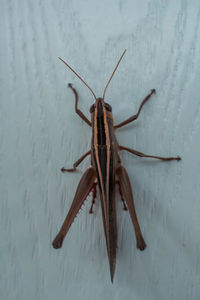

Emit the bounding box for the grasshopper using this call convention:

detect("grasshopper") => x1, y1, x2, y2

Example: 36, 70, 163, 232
52, 50, 181, 282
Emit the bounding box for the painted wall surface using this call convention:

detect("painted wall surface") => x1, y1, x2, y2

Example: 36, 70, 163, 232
1, 1, 200, 299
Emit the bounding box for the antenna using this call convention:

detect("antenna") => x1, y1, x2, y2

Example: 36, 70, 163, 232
103, 49, 126, 99
58, 57, 97, 100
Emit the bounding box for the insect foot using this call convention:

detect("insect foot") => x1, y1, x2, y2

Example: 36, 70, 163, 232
61, 167, 75, 172
151, 89, 156, 94
137, 236, 147, 251
176, 156, 181, 161
52, 234, 64, 249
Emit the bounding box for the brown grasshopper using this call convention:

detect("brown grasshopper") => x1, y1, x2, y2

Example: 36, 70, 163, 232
52, 50, 181, 282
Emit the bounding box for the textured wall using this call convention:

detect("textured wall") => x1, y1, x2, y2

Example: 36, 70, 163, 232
1, 0, 200, 299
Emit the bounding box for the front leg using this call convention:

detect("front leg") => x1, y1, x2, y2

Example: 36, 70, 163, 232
68, 83, 92, 126
114, 89, 156, 129
119, 146, 181, 161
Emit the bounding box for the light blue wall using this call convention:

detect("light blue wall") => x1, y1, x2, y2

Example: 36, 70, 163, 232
1, 0, 200, 299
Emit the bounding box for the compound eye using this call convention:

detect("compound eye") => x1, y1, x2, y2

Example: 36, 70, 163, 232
90, 104, 95, 113
104, 103, 112, 112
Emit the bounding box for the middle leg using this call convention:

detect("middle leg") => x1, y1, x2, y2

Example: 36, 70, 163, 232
119, 146, 181, 161
61, 150, 91, 172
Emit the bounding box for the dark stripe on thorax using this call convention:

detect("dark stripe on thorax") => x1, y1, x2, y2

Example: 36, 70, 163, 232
97, 102, 106, 145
